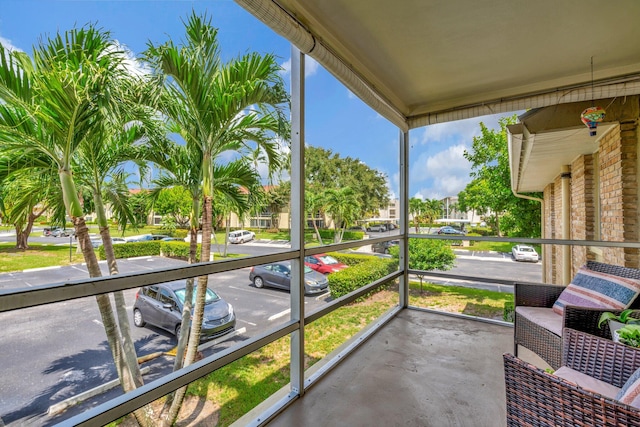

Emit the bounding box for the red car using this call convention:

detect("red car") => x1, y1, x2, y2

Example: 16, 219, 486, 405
304, 254, 348, 274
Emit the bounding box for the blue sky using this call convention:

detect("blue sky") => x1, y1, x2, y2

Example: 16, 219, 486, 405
0, 0, 512, 201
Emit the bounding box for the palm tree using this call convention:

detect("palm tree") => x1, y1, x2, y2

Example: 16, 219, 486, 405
409, 197, 425, 233
0, 28, 154, 426
305, 187, 326, 244
144, 13, 288, 423
324, 187, 361, 243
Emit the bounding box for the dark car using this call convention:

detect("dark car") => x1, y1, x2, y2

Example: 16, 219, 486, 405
436, 226, 465, 235
371, 240, 399, 254
304, 253, 348, 274
133, 281, 235, 341
249, 261, 329, 294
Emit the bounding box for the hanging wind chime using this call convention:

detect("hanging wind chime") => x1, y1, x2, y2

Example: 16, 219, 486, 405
580, 57, 606, 136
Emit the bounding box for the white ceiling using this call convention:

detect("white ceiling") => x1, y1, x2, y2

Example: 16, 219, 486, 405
238, 0, 640, 129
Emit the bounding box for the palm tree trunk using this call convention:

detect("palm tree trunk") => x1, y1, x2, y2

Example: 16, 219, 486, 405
100, 226, 143, 388
162, 201, 201, 426
312, 218, 323, 245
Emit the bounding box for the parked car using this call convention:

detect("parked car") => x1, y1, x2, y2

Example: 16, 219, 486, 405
150, 234, 171, 241
161, 237, 185, 242
347, 225, 366, 232
43, 226, 70, 237
133, 281, 235, 340
127, 234, 154, 242
436, 226, 465, 235
249, 261, 329, 294
229, 229, 255, 244
304, 253, 348, 274
371, 240, 399, 254
90, 237, 126, 248
512, 245, 539, 262
367, 223, 387, 232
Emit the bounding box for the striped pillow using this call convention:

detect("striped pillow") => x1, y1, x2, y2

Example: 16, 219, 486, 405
552, 266, 640, 316
617, 367, 640, 408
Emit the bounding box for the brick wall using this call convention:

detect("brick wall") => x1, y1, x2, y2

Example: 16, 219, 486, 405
598, 123, 639, 267
571, 154, 595, 274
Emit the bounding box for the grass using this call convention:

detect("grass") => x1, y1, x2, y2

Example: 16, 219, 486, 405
0, 242, 85, 272
183, 288, 398, 426
457, 240, 542, 254
408, 280, 513, 320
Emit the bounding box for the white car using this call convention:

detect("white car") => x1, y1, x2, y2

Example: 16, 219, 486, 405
512, 245, 539, 262
228, 230, 255, 244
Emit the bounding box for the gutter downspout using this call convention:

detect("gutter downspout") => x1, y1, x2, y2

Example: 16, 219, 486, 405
511, 190, 546, 283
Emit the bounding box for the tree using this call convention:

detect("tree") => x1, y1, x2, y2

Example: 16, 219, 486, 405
144, 12, 288, 424
459, 115, 542, 237
305, 187, 326, 244
409, 198, 425, 233
324, 187, 361, 243
305, 146, 389, 218
390, 238, 455, 292
154, 186, 191, 227
265, 183, 290, 229
0, 27, 154, 425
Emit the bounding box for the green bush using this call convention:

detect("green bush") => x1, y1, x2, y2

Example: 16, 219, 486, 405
468, 227, 493, 236
328, 257, 398, 299
327, 251, 375, 266
161, 241, 201, 261
173, 229, 189, 238
503, 301, 514, 323
97, 241, 161, 260
317, 229, 364, 242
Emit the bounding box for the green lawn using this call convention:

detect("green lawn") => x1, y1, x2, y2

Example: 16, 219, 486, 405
0, 242, 85, 272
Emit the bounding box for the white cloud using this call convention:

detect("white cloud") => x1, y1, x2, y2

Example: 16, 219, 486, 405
111, 41, 152, 77
409, 144, 471, 199
0, 36, 21, 52
417, 112, 507, 146
280, 56, 319, 78
410, 144, 469, 182
346, 90, 356, 99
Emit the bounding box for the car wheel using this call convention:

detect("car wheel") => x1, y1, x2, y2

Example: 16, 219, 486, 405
133, 308, 146, 327
175, 324, 182, 340
253, 276, 264, 288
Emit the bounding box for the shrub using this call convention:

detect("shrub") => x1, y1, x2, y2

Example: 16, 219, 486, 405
97, 241, 161, 260
326, 251, 374, 266
161, 241, 201, 261
173, 229, 189, 238
328, 257, 398, 299
317, 229, 364, 242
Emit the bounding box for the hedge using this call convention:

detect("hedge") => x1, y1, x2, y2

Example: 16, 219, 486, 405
326, 251, 374, 266
97, 241, 200, 261
328, 256, 398, 299
317, 229, 364, 242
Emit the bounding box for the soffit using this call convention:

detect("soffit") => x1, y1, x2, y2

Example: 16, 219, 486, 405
253, 0, 640, 127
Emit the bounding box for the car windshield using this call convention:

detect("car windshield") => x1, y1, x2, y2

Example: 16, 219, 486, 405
318, 255, 339, 265
520, 247, 534, 252
174, 287, 220, 305
304, 266, 313, 274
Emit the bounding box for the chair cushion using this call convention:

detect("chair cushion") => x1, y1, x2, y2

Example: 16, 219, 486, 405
552, 266, 640, 316
554, 366, 621, 399
516, 306, 563, 336
617, 367, 640, 408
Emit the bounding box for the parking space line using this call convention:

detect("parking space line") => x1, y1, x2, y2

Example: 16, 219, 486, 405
238, 319, 257, 326
227, 285, 289, 300
93, 319, 103, 326
268, 309, 290, 321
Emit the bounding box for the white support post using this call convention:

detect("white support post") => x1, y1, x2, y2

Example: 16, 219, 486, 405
399, 130, 409, 308
290, 45, 305, 396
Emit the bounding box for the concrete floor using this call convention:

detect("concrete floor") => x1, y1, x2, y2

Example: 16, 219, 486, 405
267, 309, 514, 427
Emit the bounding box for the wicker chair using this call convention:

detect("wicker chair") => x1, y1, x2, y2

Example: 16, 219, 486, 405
514, 261, 640, 370
504, 328, 640, 427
